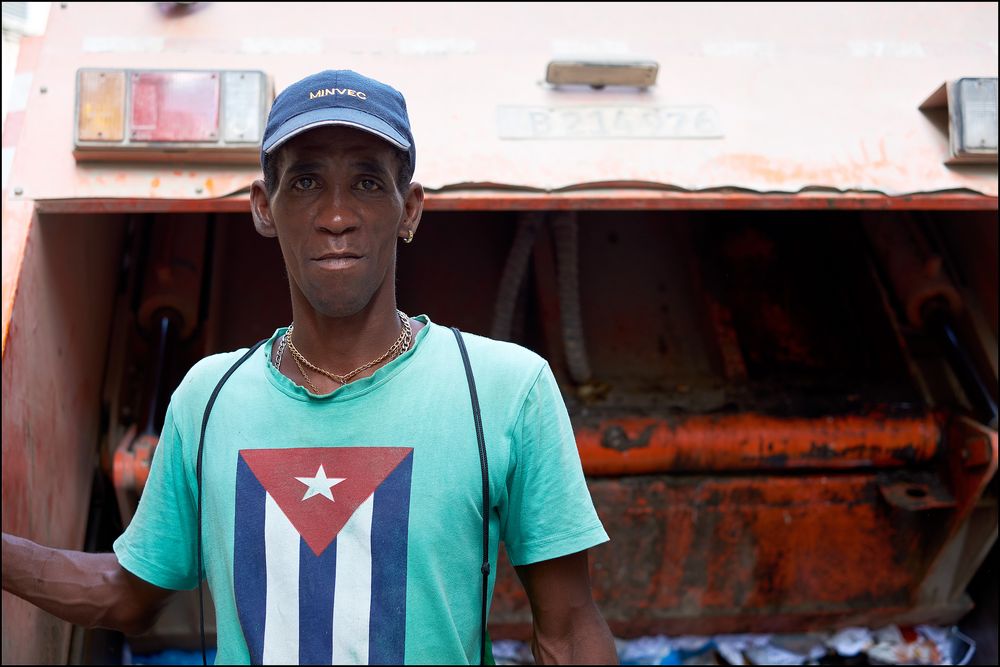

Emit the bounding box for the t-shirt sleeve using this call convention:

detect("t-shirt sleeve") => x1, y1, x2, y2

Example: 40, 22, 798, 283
501, 363, 609, 566
113, 406, 200, 590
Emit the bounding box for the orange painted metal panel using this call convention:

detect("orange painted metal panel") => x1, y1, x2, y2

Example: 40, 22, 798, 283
22, 191, 999, 216
0, 199, 34, 355
1, 214, 126, 664
492, 471, 964, 638
939, 416, 999, 547
577, 412, 941, 476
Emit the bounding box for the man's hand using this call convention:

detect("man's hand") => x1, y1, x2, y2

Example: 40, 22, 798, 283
515, 549, 618, 665
2, 532, 176, 636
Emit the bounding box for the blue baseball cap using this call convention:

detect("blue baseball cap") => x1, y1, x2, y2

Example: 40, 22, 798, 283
262, 70, 415, 173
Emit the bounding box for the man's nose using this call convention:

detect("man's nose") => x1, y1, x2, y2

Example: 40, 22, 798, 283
315, 185, 359, 234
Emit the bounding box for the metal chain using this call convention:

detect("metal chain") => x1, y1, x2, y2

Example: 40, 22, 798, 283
286, 311, 411, 389
273, 326, 289, 370
290, 345, 320, 393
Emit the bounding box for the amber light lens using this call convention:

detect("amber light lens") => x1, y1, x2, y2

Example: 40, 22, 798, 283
77, 70, 125, 142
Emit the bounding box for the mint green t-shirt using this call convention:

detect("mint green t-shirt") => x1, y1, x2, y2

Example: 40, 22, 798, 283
114, 317, 608, 664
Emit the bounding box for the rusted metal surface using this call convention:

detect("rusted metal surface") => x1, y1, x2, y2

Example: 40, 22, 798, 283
576, 413, 941, 476
491, 470, 973, 638
939, 212, 999, 363
912, 418, 999, 613
1, 214, 126, 664
551, 212, 594, 384
1, 3, 997, 656
1, 32, 44, 356
0, 199, 34, 354
111, 427, 157, 528
941, 417, 998, 547
3, 3, 996, 204
877, 474, 957, 512
22, 191, 999, 216
418, 192, 998, 211
863, 215, 963, 329
559, 213, 927, 409
136, 216, 209, 339
4, 206, 992, 651
491, 212, 542, 341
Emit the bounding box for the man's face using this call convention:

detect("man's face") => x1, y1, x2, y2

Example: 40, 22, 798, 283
251, 125, 422, 318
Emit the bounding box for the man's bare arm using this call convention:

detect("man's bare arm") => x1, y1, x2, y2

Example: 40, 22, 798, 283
2, 532, 176, 636
515, 549, 618, 665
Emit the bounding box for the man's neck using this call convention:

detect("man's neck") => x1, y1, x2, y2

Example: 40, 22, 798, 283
275, 297, 423, 392
293, 302, 400, 365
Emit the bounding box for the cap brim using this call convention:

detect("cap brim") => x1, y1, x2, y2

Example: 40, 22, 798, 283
263, 107, 410, 154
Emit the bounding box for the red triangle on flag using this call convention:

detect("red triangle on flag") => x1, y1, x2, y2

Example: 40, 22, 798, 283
240, 447, 412, 556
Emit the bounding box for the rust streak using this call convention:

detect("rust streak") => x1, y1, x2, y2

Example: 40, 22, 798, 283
577, 413, 941, 476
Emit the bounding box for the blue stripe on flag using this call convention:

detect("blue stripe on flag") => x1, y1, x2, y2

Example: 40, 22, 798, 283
368, 451, 413, 665
299, 536, 337, 663
234, 455, 267, 665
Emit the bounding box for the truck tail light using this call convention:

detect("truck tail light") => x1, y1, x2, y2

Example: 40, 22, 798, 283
77, 70, 126, 142
920, 77, 998, 165
130, 71, 220, 142
74, 69, 272, 164
223, 71, 265, 144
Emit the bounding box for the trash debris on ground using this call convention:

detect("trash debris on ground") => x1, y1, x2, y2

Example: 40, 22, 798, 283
123, 624, 976, 665
490, 625, 976, 665
492, 638, 536, 665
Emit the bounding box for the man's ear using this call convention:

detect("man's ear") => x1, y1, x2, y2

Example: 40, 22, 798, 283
250, 179, 278, 238
399, 182, 425, 241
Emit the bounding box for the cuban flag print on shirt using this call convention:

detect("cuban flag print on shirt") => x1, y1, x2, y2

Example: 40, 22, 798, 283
234, 447, 413, 665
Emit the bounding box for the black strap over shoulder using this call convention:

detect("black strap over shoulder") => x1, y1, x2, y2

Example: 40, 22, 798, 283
451, 326, 492, 666
197, 338, 267, 666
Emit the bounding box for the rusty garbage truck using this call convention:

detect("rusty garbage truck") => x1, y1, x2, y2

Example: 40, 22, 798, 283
2, 2, 997, 663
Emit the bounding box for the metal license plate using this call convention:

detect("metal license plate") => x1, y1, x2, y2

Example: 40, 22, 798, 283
497, 105, 722, 139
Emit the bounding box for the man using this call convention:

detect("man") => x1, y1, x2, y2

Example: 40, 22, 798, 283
2, 70, 617, 665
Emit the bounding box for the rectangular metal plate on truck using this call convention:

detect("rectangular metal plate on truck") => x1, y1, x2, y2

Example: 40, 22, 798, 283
497, 105, 723, 140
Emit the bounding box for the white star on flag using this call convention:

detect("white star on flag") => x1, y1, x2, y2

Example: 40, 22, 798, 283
295, 465, 346, 502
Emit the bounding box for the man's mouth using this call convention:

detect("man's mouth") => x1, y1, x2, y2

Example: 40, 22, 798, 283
313, 252, 364, 270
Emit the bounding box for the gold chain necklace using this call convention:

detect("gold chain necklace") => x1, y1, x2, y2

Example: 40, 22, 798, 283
282, 311, 411, 392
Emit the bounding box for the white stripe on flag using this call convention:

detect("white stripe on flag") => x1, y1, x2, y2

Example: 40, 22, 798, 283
333, 493, 374, 664
263, 493, 301, 664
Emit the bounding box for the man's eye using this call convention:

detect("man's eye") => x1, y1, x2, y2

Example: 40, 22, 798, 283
357, 179, 381, 192
293, 176, 318, 190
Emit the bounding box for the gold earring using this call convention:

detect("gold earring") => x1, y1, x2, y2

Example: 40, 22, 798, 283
403, 230, 414, 244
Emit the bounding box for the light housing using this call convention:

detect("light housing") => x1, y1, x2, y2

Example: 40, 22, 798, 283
919, 77, 998, 165
74, 68, 272, 163
546, 60, 659, 89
